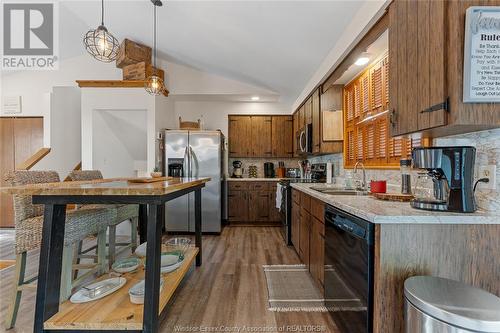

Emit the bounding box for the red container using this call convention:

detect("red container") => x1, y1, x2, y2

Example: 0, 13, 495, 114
370, 180, 387, 193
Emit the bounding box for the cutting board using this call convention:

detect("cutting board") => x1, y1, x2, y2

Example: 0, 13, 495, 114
372, 192, 414, 202
127, 177, 172, 183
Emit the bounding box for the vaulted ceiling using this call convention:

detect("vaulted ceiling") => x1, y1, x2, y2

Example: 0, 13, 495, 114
60, 1, 369, 104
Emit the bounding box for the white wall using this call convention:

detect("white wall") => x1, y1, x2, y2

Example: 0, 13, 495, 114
292, 0, 388, 110
81, 88, 156, 173
92, 109, 147, 178
168, 101, 290, 135
33, 87, 81, 179
1, 55, 121, 117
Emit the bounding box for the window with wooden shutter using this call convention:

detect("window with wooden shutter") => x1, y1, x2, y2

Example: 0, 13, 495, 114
343, 53, 414, 169
371, 64, 383, 112
354, 83, 361, 119
346, 87, 354, 122
361, 74, 370, 114
345, 127, 356, 167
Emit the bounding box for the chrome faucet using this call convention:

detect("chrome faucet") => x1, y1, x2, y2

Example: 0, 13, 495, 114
353, 161, 367, 191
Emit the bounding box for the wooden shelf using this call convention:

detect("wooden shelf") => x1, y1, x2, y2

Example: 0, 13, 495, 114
76, 80, 169, 97
44, 247, 198, 330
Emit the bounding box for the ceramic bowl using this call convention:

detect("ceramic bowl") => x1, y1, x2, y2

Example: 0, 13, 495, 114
134, 242, 147, 257
129, 278, 164, 304
111, 257, 141, 273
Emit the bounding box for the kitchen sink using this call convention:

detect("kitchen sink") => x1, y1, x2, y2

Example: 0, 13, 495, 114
310, 187, 369, 196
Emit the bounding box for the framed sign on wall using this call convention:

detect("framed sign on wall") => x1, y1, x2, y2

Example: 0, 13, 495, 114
463, 6, 500, 103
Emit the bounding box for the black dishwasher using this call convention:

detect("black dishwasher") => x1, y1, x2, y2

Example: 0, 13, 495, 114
324, 205, 374, 333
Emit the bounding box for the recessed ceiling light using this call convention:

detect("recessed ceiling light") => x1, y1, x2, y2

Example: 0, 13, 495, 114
355, 57, 370, 66
251, 96, 260, 101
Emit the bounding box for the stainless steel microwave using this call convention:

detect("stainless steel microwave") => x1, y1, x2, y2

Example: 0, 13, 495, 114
298, 123, 313, 154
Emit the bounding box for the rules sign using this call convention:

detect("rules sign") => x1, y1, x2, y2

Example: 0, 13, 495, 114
463, 6, 500, 102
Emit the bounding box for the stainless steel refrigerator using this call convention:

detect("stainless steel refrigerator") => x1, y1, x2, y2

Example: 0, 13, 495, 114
163, 130, 224, 233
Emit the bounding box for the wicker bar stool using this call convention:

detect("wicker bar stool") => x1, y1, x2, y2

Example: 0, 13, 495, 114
67, 170, 139, 268
4, 171, 115, 329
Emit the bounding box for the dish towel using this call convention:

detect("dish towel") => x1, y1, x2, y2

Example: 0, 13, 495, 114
276, 183, 282, 211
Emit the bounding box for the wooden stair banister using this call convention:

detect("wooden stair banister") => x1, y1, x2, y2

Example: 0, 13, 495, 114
63, 162, 82, 182
16, 148, 51, 171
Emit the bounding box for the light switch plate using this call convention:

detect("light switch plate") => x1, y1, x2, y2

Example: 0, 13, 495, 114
476, 165, 496, 190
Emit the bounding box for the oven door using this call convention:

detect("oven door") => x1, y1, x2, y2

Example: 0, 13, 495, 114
324, 208, 374, 333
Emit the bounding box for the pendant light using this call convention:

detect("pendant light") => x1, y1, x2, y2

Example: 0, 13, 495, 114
145, 0, 165, 96
83, 0, 120, 62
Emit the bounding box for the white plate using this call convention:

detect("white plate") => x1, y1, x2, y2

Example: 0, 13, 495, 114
70, 277, 126, 304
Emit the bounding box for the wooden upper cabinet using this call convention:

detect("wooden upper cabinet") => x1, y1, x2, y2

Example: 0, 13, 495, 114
305, 97, 313, 125
293, 112, 299, 157
271, 116, 293, 158
389, 0, 447, 136
228, 116, 251, 157
229, 115, 295, 158
320, 85, 343, 154
250, 116, 272, 157
312, 89, 321, 154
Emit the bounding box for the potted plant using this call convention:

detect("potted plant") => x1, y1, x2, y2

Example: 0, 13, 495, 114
151, 167, 162, 178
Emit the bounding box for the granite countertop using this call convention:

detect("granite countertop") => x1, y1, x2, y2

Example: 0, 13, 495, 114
0, 177, 211, 196
226, 177, 296, 181
290, 183, 500, 225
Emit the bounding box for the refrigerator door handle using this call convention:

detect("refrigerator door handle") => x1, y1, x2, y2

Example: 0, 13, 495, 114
190, 146, 199, 178
183, 146, 189, 178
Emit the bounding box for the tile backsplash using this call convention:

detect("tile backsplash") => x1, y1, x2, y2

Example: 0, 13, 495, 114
228, 158, 300, 178
309, 128, 500, 212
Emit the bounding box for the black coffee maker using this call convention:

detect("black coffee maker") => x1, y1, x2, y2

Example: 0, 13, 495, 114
411, 146, 477, 212
264, 162, 275, 178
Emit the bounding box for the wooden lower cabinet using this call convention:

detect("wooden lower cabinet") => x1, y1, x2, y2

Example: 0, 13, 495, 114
227, 189, 249, 222
299, 208, 310, 266
310, 216, 325, 292
292, 189, 325, 291
228, 181, 280, 223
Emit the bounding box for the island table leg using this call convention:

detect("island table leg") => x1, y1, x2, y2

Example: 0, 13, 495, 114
138, 204, 148, 244
33, 204, 66, 333
143, 204, 162, 333
195, 188, 202, 266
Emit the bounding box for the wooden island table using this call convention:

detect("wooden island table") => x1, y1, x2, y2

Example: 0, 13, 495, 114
1, 177, 210, 333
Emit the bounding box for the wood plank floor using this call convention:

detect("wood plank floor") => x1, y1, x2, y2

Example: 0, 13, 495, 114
0, 226, 337, 333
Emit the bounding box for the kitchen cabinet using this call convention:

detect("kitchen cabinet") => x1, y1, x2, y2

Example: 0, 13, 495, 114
305, 96, 313, 125
228, 181, 280, 223
388, 0, 446, 136
292, 190, 325, 291
250, 116, 272, 157
248, 190, 270, 221
293, 113, 299, 157
271, 116, 293, 158
299, 207, 310, 266
310, 216, 325, 292
228, 188, 249, 222
388, 0, 500, 138
228, 116, 251, 157
228, 115, 293, 158
312, 89, 321, 154
298, 105, 305, 131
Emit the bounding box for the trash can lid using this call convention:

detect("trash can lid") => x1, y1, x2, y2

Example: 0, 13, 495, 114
405, 276, 500, 332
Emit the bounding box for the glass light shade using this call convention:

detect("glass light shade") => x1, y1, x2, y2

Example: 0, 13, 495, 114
145, 75, 164, 96
83, 25, 120, 62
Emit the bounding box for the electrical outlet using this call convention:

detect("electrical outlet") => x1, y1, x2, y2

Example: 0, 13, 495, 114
477, 165, 496, 190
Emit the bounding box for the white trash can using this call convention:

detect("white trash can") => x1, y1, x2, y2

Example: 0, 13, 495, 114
404, 276, 500, 333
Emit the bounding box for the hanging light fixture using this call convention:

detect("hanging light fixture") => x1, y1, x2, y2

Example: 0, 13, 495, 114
145, 0, 165, 96
83, 0, 120, 62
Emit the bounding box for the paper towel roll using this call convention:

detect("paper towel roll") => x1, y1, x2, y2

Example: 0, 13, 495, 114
326, 161, 333, 184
